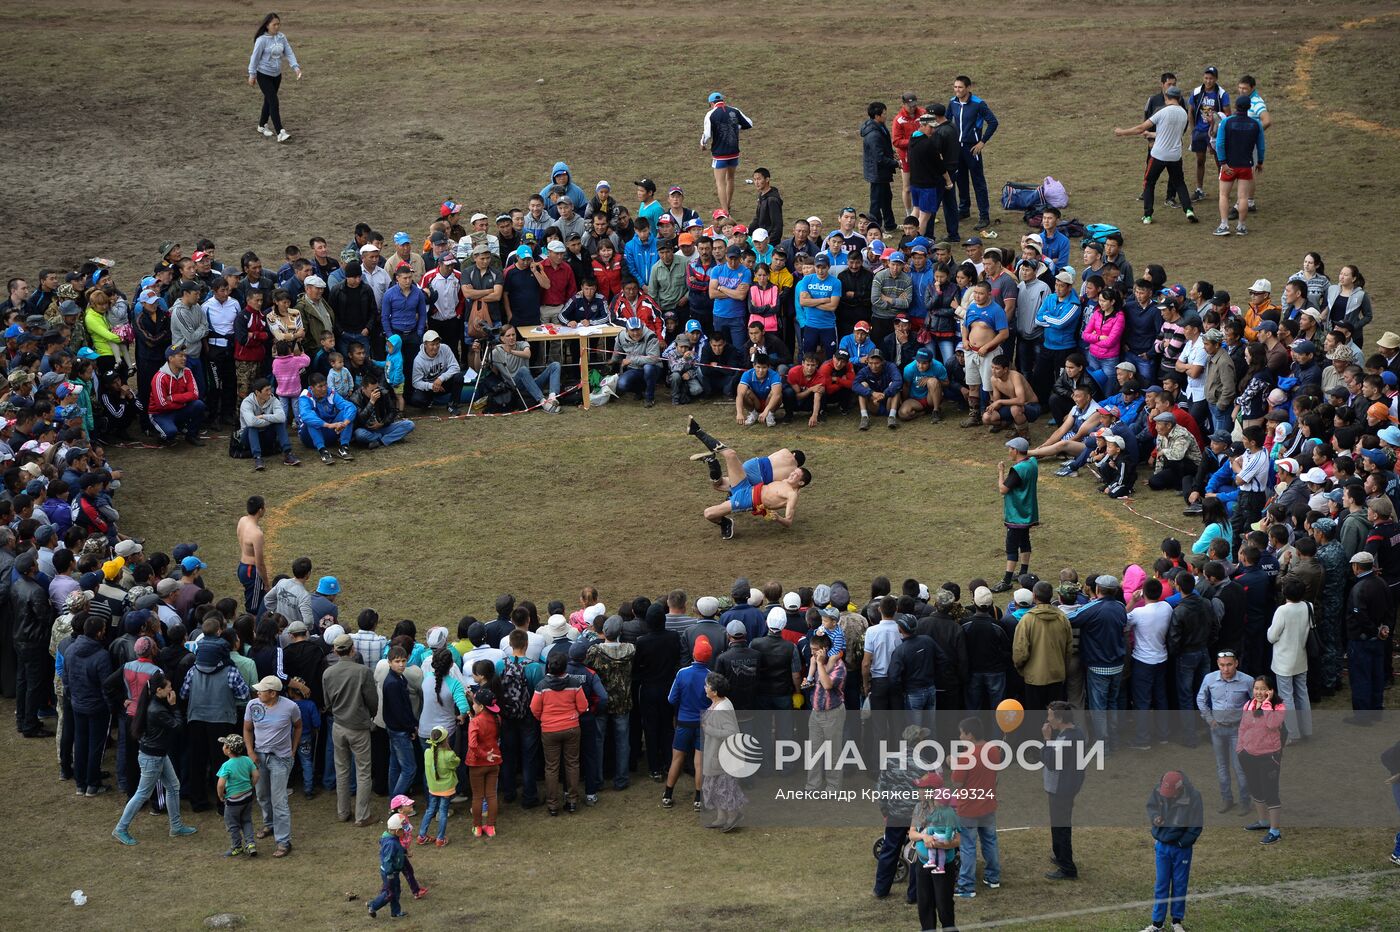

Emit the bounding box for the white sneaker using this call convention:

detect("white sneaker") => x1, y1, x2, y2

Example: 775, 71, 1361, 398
764, 412, 776, 427
258, 124, 273, 137
546, 392, 557, 406
744, 411, 757, 426
276, 129, 290, 143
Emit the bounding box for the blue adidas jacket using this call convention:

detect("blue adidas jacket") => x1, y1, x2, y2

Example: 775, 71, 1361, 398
948, 95, 999, 147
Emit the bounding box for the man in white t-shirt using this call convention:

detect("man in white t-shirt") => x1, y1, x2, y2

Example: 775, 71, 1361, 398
1113, 86, 1197, 225
1125, 577, 1173, 750
1174, 315, 1209, 429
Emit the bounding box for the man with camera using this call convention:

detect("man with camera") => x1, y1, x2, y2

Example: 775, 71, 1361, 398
352, 373, 414, 449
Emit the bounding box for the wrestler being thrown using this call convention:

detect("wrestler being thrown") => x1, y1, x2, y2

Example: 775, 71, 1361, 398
687, 416, 811, 540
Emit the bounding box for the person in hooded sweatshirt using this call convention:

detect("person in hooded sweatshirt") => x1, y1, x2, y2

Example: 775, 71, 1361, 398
1143, 770, 1204, 932
566, 639, 609, 803
539, 161, 587, 218
181, 635, 250, 811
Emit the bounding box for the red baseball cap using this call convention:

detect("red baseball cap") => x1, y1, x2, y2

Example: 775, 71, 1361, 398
1158, 771, 1185, 798
853, 321, 871, 332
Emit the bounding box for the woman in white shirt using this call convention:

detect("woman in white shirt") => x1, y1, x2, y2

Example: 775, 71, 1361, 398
1266, 579, 1312, 741
1125, 577, 1173, 749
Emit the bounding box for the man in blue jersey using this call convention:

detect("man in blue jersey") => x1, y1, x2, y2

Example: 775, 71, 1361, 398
795, 254, 842, 360
708, 244, 752, 348
734, 353, 784, 427
948, 75, 999, 230
1236, 75, 1271, 215
1213, 96, 1265, 238
897, 347, 949, 423
700, 92, 754, 218
1188, 67, 1231, 201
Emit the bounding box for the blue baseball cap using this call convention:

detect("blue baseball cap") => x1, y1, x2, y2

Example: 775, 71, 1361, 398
684, 319, 703, 334
514, 245, 533, 260
393, 231, 411, 246
77, 347, 99, 360
707, 92, 724, 104
625, 316, 643, 330
868, 239, 885, 254
908, 236, 931, 250
316, 575, 340, 596
915, 348, 933, 361
140, 276, 157, 289
889, 250, 907, 263
181, 555, 207, 573
172, 542, 198, 560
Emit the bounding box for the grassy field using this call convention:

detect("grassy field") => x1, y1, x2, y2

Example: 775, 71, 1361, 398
3, 1, 1400, 929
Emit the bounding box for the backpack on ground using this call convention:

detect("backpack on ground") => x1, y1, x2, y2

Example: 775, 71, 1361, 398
498, 657, 534, 720
1000, 181, 1045, 212
1059, 217, 1088, 239
1041, 176, 1068, 208
1081, 223, 1121, 245
228, 428, 252, 459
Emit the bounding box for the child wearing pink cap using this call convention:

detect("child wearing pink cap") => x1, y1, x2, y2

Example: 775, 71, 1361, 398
389, 795, 428, 900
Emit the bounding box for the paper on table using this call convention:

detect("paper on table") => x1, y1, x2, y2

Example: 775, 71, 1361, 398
575, 326, 607, 335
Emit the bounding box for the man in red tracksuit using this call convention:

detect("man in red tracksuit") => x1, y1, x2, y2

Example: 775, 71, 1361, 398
891, 92, 926, 221
148, 346, 206, 445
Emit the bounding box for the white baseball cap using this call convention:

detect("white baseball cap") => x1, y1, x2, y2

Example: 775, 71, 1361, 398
469, 212, 488, 223
423, 329, 441, 342
359, 243, 380, 254
1249, 278, 1271, 293
752, 228, 769, 242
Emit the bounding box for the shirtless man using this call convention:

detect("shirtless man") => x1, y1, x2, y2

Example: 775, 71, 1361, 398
236, 495, 270, 613
982, 354, 1042, 438
688, 416, 804, 488
704, 448, 809, 540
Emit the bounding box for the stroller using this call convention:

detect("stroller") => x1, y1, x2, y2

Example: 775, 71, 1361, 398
872, 835, 911, 884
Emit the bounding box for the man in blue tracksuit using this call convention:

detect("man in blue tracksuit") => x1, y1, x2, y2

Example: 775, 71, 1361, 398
948, 75, 999, 228
297, 373, 357, 464
853, 349, 903, 430
1144, 771, 1203, 932
1212, 96, 1264, 237
1031, 269, 1081, 400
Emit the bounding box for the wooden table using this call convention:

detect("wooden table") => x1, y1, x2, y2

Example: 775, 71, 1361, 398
513, 324, 623, 409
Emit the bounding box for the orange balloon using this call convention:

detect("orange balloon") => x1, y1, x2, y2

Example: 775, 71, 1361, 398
995, 698, 1025, 733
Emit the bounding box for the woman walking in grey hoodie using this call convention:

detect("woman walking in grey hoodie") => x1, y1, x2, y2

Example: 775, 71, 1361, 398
248, 12, 302, 142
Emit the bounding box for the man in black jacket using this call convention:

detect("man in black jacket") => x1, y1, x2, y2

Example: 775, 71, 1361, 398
11, 549, 54, 738
1168, 573, 1216, 747
715, 621, 760, 713
329, 260, 378, 353
916, 589, 969, 744
351, 375, 414, 449
1203, 561, 1245, 655
861, 103, 899, 233
837, 249, 874, 337
698, 330, 744, 398
750, 167, 783, 242
1043, 700, 1087, 879
887, 616, 940, 731
1346, 551, 1392, 722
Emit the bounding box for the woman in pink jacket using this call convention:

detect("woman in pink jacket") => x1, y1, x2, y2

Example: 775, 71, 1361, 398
1081, 285, 1126, 383
1236, 674, 1286, 845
